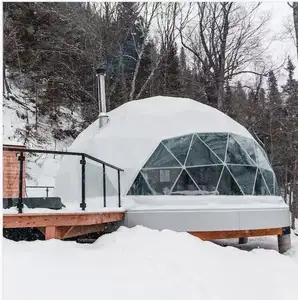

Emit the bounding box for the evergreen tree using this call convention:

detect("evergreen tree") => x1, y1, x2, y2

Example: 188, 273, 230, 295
233, 82, 248, 126
267, 70, 282, 107
134, 41, 156, 98
223, 82, 233, 117
156, 42, 181, 97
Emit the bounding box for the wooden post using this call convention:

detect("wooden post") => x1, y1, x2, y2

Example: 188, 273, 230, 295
45, 226, 57, 240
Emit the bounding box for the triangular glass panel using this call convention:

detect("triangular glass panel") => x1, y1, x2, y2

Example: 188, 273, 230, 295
185, 135, 221, 166
187, 166, 222, 194
171, 170, 200, 195
144, 143, 181, 168
228, 165, 257, 195
127, 173, 153, 195
253, 169, 270, 195
217, 167, 243, 195
260, 168, 274, 195
141, 168, 181, 195
198, 133, 228, 162
163, 134, 192, 165
226, 135, 255, 165
232, 134, 257, 163
254, 143, 272, 171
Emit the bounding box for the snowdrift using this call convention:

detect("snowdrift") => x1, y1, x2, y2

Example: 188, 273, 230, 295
3, 226, 298, 300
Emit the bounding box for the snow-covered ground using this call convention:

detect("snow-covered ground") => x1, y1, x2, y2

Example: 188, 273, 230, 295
3, 225, 298, 300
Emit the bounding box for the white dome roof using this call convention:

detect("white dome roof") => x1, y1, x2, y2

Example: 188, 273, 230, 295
54, 96, 256, 202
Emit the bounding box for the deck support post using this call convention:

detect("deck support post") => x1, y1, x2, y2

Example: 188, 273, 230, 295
239, 237, 248, 244
278, 227, 291, 254
45, 226, 57, 240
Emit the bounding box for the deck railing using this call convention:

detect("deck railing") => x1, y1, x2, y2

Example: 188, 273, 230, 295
3, 147, 124, 213
26, 185, 54, 197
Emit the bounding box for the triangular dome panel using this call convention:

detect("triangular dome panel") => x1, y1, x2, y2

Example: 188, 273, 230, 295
187, 165, 222, 193
217, 167, 243, 195
171, 170, 199, 194
254, 143, 272, 171
254, 169, 270, 195
144, 143, 181, 168
185, 135, 221, 166
260, 168, 274, 195
228, 165, 257, 195
232, 134, 257, 163
127, 173, 153, 195
198, 133, 228, 162
226, 135, 255, 165
141, 168, 181, 195
163, 134, 192, 165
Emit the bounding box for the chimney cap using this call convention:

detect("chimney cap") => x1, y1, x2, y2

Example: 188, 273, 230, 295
95, 63, 106, 75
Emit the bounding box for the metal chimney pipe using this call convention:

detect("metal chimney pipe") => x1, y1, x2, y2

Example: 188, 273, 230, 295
96, 65, 109, 128
96, 73, 101, 114
99, 73, 106, 113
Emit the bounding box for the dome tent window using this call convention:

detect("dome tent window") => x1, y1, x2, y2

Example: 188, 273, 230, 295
127, 132, 279, 196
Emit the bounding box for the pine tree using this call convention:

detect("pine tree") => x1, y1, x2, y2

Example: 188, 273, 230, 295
156, 42, 181, 97
281, 57, 298, 223
135, 41, 156, 98
267, 71, 282, 107
223, 82, 233, 117
233, 82, 248, 126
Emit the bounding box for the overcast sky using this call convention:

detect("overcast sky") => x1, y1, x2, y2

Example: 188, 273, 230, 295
261, 2, 297, 84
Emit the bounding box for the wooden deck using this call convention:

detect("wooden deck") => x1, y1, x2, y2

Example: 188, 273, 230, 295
3, 212, 125, 240
189, 228, 283, 240
3, 211, 284, 241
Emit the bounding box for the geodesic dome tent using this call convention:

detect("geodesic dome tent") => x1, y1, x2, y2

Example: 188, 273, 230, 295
54, 96, 290, 232
55, 96, 279, 202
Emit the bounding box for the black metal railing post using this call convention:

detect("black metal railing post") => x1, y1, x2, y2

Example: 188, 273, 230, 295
17, 151, 25, 213
118, 170, 121, 207
80, 154, 86, 211
103, 164, 106, 207
46, 187, 49, 197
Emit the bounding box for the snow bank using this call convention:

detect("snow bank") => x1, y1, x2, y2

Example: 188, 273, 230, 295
3, 226, 298, 300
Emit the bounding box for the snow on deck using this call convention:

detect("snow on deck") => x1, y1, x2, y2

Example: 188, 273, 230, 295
3, 225, 298, 300
2, 194, 289, 215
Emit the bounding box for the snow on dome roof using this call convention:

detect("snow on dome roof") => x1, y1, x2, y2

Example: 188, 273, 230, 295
54, 96, 256, 203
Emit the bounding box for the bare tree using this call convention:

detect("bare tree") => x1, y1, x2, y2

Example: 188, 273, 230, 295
288, 2, 298, 58
135, 3, 181, 99
179, 2, 271, 109
128, 3, 159, 101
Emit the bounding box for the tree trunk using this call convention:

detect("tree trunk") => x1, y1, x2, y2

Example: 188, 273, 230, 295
291, 159, 297, 230
3, 64, 11, 96
284, 164, 288, 203
129, 44, 146, 101
293, 3, 298, 59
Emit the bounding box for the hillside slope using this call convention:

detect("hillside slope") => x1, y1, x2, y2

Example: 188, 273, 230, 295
3, 75, 84, 195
